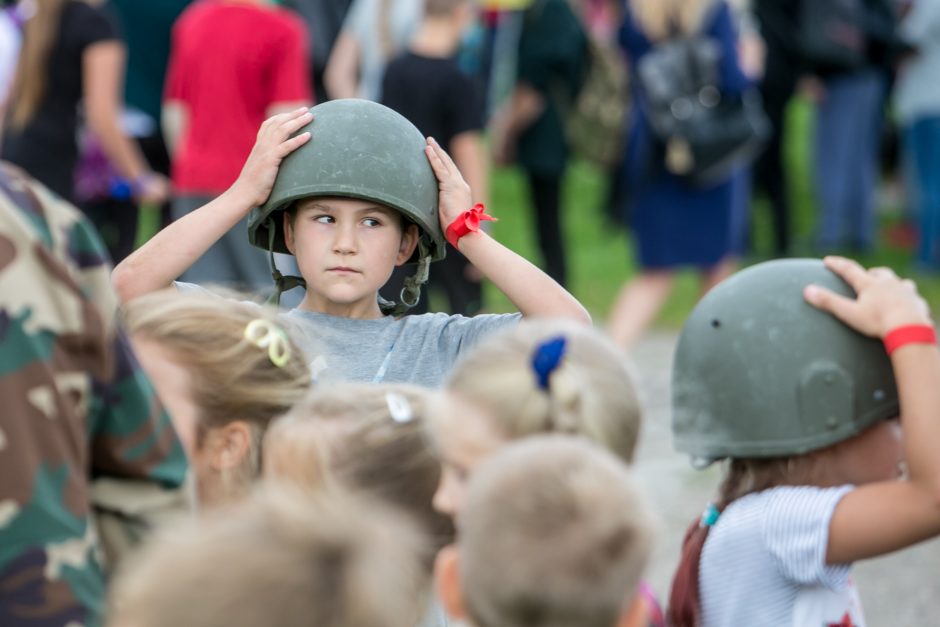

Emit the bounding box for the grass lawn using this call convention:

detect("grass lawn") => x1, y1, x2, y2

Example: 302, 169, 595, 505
481, 96, 940, 327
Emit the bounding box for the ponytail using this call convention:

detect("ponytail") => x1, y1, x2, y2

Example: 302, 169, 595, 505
443, 320, 643, 465
667, 518, 710, 627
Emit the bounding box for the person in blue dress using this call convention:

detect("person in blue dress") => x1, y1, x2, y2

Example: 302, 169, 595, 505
607, 0, 751, 349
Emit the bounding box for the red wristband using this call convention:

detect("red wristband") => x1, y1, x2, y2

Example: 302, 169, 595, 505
884, 324, 937, 355
445, 203, 497, 249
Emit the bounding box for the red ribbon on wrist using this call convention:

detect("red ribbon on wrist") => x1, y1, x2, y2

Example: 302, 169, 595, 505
884, 324, 937, 355
445, 203, 497, 249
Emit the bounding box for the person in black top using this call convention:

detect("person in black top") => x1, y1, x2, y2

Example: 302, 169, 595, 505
81, 0, 191, 264
489, 0, 587, 289
752, 0, 801, 257
380, 0, 488, 315
1, 0, 165, 205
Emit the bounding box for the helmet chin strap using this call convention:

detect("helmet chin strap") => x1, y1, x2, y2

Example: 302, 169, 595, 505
379, 242, 432, 317
265, 216, 306, 307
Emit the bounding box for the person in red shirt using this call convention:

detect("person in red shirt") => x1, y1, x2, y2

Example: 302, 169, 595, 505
163, 0, 312, 292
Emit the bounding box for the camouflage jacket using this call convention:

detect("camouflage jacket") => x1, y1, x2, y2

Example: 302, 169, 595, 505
0, 162, 188, 627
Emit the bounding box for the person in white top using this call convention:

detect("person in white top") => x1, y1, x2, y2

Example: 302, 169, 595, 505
666, 256, 940, 627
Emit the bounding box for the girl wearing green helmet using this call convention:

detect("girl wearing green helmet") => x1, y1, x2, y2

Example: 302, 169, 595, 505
112, 104, 589, 386
668, 256, 940, 627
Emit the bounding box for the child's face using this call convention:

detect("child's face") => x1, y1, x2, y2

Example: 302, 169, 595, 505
829, 418, 903, 485
284, 197, 419, 317
432, 393, 506, 518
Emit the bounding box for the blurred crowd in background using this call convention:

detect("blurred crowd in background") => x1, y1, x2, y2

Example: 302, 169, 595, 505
0, 0, 937, 341
3, 3, 940, 627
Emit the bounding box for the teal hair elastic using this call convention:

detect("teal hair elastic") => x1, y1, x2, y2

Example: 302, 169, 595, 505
700, 503, 720, 528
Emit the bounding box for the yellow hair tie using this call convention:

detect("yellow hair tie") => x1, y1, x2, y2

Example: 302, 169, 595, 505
244, 319, 291, 368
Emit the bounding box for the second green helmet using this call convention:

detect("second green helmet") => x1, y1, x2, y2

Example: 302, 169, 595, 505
248, 99, 446, 264
671, 258, 898, 466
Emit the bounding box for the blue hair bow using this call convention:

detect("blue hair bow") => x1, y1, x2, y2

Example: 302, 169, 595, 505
531, 336, 567, 391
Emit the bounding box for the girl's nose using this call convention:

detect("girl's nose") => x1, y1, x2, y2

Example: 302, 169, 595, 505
332, 223, 358, 254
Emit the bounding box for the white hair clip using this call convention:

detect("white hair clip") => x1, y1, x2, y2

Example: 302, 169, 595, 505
386, 392, 414, 424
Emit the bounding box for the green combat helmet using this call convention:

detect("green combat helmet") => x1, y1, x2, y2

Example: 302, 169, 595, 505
672, 258, 898, 467
247, 99, 445, 313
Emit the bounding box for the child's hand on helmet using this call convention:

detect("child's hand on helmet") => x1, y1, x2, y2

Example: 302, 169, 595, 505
804, 256, 932, 338
233, 107, 313, 208
425, 137, 474, 228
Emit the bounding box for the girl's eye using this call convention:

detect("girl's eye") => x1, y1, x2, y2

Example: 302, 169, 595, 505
362, 218, 381, 227
313, 215, 333, 224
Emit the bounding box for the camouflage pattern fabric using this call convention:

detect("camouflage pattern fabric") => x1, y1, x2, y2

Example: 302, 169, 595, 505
0, 162, 187, 627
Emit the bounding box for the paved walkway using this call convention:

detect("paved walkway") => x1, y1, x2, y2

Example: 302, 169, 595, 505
630, 332, 940, 625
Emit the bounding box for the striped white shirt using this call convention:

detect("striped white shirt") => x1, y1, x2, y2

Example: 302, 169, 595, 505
699, 486, 866, 627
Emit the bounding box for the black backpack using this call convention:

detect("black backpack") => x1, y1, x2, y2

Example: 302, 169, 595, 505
636, 29, 770, 186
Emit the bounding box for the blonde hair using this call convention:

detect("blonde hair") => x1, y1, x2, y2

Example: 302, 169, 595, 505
109, 485, 429, 627
265, 383, 453, 558
9, 0, 69, 129
459, 436, 654, 627
628, 0, 714, 41
122, 290, 311, 481
444, 320, 642, 464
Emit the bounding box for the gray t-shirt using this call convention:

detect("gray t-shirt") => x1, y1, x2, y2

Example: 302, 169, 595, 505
283, 308, 521, 386
175, 280, 520, 386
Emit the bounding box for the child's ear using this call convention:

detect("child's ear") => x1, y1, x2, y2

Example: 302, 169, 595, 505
283, 210, 297, 255
208, 421, 252, 471
434, 545, 469, 620
396, 223, 420, 265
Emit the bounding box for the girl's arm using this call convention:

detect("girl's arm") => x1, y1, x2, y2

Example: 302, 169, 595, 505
804, 256, 940, 564
425, 138, 590, 324
83, 41, 167, 204
112, 108, 313, 303
712, 1, 752, 95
